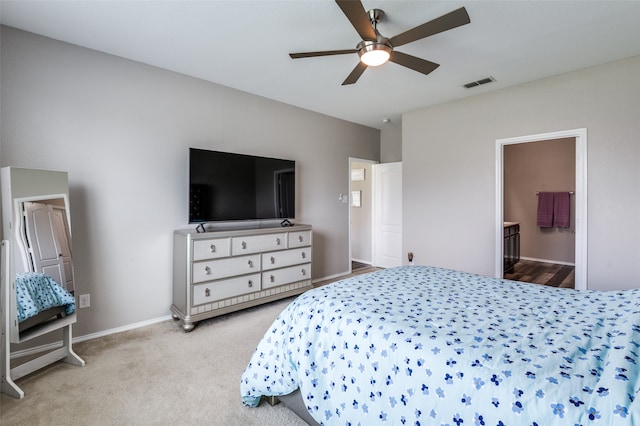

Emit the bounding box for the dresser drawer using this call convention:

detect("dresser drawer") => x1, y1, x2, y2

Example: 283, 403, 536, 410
192, 238, 231, 261
192, 254, 260, 284
262, 248, 311, 271
288, 230, 312, 248
232, 233, 287, 255
262, 263, 311, 289
192, 273, 261, 305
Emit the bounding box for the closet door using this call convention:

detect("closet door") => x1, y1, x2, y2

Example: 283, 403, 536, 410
23, 201, 73, 292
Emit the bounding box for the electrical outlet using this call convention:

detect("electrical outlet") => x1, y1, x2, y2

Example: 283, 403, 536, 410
79, 294, 90, 309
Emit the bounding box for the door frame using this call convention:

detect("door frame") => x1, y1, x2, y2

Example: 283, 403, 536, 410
348, 157, 377, 274
495, 128, 587, 290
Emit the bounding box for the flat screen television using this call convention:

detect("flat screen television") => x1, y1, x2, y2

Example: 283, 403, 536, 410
189, 148, 295, 223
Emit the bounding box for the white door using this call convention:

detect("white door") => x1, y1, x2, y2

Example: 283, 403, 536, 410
372, 162, 402, 268
23, 201, 74, 291
50, 207, 74, 291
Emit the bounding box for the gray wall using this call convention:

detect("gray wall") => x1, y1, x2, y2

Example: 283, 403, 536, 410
380, 125, 402, 162
0, 26, 380, 338
403, 55, 640, 291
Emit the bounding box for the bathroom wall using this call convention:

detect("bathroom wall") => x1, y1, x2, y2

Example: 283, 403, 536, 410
504, 138, 576, 264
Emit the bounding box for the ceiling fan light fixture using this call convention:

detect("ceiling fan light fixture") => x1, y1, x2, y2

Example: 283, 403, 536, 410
358, 43, 392, 66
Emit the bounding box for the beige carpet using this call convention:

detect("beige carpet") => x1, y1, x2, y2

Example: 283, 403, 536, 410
1, 297, 308, 425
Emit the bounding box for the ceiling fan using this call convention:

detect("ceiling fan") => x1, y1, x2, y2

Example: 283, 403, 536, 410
289, 0, 471, 85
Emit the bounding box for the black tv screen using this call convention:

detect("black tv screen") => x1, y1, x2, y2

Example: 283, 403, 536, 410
189, 148, 295, 223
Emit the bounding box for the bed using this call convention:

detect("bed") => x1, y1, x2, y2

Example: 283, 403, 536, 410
16, 272, 76, 332
241, 265, 640, 424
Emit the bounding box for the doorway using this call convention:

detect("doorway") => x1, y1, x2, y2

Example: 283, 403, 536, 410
349, 158, 377, 273
495, 129, 587, 290
503, 139, 575, 287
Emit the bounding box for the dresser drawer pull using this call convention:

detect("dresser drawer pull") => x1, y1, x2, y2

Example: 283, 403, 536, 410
209, 244, 216, 253
270, 256, 275, 264
248, 280, 253, 288
248, 259, 254, 268
298, 235, 303, 243
301, 268, 306, 276
301, 251, 306, 259
275, 238, 281, 245
242, 241, 247, 249
204, 266, 211, 274
204, 288, 210, 297
270, 275, 275, 283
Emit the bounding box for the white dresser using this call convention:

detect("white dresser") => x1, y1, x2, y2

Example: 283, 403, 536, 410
171, 224, 312, 331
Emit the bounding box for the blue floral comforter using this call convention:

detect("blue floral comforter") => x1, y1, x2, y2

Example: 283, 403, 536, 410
241, 265, 640, 425
16, 272, 75, 322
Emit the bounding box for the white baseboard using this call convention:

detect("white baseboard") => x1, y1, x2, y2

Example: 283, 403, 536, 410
73, 315, 173, 343
313, 271, 350, 284
10, 314, 172, 360
520, 256, 575, 267
11, 270, 366, 359
12, 266, 380, 360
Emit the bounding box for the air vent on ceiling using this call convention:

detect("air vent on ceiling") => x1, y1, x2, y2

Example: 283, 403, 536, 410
463, 76, 495, 89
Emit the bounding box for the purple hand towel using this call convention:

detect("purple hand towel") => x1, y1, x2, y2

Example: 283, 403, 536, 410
553, 191, 571, 228
537, 192, 554, 227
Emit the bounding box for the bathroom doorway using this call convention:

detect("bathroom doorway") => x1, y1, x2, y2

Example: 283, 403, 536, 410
503, 138, 575, 288
495, 129, 587, 290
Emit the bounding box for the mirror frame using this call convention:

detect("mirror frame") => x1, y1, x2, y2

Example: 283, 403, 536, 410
1, 167, 76, 343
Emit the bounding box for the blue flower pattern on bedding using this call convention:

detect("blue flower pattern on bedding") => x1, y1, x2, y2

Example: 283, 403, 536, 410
16, 272, 75, 322
241, 266, 640, 425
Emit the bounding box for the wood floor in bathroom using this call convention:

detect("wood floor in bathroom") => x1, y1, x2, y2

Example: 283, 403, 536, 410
504, 259, 575, 289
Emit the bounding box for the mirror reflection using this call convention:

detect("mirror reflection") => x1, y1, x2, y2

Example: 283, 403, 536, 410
15, 197, 74, 293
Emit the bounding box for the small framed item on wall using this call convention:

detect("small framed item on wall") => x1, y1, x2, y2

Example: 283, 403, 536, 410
351, 190, 361, 207
351, 168, 365, 181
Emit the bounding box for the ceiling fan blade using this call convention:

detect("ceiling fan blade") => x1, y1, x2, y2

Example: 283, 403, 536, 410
290, 49, 357, 59
336, 0, 377, 41
389, 51, 440, 75
342, 62, 368, 85
389, 7, 470, 47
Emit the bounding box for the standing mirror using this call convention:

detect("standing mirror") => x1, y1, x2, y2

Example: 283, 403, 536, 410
1, 167, 84, 399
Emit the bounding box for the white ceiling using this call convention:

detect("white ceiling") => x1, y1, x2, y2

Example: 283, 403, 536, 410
2, 1, 640, 129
